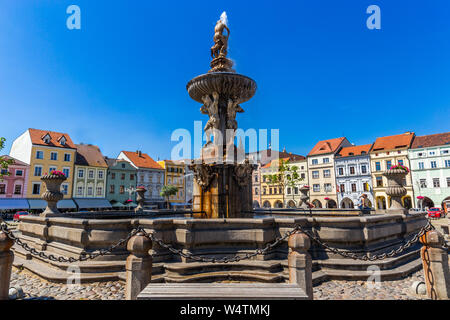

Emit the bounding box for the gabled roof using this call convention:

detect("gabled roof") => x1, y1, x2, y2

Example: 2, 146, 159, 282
371, 132, 415, 152
411, 132, 450, 149
75, 144, 108, 168
262, 157, 291, 169
308, 137, 348, 156
0, 155, 28, 166
104, 157, 135, 169
336, 144, 372, 158
28, 128, 76, 149
121, 151, 163, 170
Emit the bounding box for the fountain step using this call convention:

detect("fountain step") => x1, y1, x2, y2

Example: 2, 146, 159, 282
164, 270, 284, 283
138, 283, 309, 300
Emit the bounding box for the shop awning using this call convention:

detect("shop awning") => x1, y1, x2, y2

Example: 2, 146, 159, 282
124, 201, 137, 207
111, 201, 125, 207
28, 199, 47, 209
58, 199, 77, 209
0, 199, 30, 210
74, 198, 113, 209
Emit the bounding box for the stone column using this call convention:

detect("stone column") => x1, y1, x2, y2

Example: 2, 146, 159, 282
384, 168, 408, 214
288, 232, 313, 300
0, 230, 14, 300
125, 232, 152, 300
419, 229, 450, 300
135, 187, 146, 213
41, 173, 67, 217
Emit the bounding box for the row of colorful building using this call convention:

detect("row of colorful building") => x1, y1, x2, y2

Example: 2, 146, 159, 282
0, 128, 193, 212
249, 131, 450, 213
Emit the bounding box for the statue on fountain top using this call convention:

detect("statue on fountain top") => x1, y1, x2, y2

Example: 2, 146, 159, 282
209, 13, 234, 73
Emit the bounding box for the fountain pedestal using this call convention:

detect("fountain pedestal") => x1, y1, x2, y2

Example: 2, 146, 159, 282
187, 17, 257, 218
384, 168, 408, 214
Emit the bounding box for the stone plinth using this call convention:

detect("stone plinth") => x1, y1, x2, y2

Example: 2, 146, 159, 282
40, 174, 67, 217
384, 168, 408, 214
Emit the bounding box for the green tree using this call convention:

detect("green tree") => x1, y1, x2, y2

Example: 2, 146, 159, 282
0, 138, 14, 180
160, 185, 179, 209
264, 159, 304, 208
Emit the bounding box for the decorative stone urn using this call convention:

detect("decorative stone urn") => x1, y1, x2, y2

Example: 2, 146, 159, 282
383, 168, 408, 213
298, 186, 310, 209
40, 173, 67, 217
135, 186, 146, 213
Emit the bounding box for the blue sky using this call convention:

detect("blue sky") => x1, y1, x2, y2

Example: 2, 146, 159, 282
1, 1, 449, 160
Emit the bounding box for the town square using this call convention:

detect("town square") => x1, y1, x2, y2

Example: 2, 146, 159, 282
0, 0, 449, 310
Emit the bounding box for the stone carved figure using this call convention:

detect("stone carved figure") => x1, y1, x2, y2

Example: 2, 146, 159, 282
226, 97, 244, 130
211, 18, 230, 59
189, 162, 216, 191
233, 159, 254, 188
200, 92, 220, 143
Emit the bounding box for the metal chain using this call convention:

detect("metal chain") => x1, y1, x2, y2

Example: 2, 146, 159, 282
0, 219, 441, 264
0, 222, 140, 263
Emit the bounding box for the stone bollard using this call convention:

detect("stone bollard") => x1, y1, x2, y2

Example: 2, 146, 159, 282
0, 230, 14, 300
419, 229, 450, 300
125, 232, 152, 300
288, 232, 313, 300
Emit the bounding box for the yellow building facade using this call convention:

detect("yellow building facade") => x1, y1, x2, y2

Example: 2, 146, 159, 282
157, 160, 185, 203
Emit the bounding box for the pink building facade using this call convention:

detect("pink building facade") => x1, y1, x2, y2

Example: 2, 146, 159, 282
0, 155, 29, 198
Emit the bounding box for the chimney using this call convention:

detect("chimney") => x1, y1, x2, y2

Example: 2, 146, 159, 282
138, 151, 142, 157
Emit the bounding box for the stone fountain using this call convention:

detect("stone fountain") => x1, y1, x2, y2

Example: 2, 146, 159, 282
187, 13, 256, 218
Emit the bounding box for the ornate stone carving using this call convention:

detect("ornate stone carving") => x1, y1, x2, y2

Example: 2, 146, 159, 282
226, 97, 244, 130
200, 92, 220, 143
233, 160, 255, 188
298, 186, 311, 209
383, 168, 408, 212
211, 16, 230, 59
189, 162, 216, 191
135, 186, 146, 213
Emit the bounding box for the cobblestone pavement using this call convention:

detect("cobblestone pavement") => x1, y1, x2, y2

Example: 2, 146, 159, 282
10, 267, 427, 300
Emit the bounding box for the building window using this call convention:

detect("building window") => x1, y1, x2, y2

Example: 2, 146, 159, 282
0, 169, 7, 175
418, 162, 424, 170
110, 185, 115, 194
255, 188, 258, 195
263, 187, 266, 195
361, 165, 367, 174
324, 183, 332, 192
98, 170, 104, 179
338, 168, 344, 176
294, 187, 298, 194
301, 173, 305, 179
269, 188, 272, 195
78, 169, 84, 178
386, 160, 392, 170
376, 177, 383, 187
287, 187, 291, 195
111, 173, 116, 179
77, 186, 84, 196
96, 187, 103, 196
63, 168, 70, 178
130, 174, 134, 180
49, 167, 57, 174
375, 162, 381, 171
32, 183, 41, 195
14, 185, 22, 195
87, 186, 93, 196
398, 159, 404, 166
323, 158, 330, 164
121, 173, 125, 180
61, 184, 68, 195
447, 177, 450, 187
0, 184, 5, 194
312, 159, 318, 165
351, 183, 357, 192
349, 167, 355, 175
323, 170, 331, 178
50, 152, 58, 161
431, 161, 437, 169
36, 151, 44, 159
34, 166, 42, 177
313, 184, 320, 192
420, 179, 427, 188
64, 153, 71, 162
120, 185, 125, 194
88, 170, 94, 179
429, 151, 435, 156
15, 170, 23, 177
363, 182, 370, 192
340, 184, 345, 193
312, 171, 319, 179
445, 160, 450, 168
433, 178, 440, 188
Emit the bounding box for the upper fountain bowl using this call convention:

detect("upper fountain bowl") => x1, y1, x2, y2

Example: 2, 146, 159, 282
187, 72, 257, 104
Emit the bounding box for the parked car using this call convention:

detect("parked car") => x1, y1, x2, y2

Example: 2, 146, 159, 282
427, 207, 444, 219
13, 211, 29, 222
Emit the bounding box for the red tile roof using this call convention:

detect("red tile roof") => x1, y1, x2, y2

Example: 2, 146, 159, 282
336, 144, 372, 158
75, 144, 108, 168
308, 137, 348, 156
262, 157, 291, 169
28, 128, 76, 149
0, 155, 28, 166
121, 151, 163, 170
371, 132, 415, 152
411, 132, 450, 149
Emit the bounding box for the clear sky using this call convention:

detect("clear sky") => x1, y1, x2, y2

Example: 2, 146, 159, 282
1, 1, 449, 160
